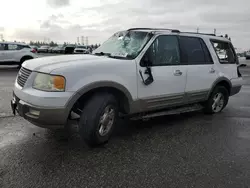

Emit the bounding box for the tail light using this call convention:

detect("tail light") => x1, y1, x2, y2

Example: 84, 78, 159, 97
31, 49, 36, 53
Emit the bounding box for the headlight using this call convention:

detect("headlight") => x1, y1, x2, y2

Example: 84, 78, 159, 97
33, 73, 66, 92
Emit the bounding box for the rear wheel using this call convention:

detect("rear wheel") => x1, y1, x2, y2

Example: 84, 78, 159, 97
78, 92, 118, 147
203, 86, 229, 114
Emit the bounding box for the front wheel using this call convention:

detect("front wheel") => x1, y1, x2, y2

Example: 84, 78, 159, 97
78, 92, 118, 147
203, 86, 229, 114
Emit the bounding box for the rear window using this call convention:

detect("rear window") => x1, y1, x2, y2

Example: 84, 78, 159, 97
210, 40, 237, 64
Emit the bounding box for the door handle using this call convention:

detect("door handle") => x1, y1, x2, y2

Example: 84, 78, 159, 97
209, 68, 215, 73
174, 70, 182, 76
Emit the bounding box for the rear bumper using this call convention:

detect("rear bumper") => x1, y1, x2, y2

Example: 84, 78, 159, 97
230, 85, 242, 96
230, 77, 244, 96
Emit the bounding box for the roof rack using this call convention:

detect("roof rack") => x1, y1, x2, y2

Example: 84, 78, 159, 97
127, 28, 180, 32
181, 32, 216, 36
127, 28, 216, 36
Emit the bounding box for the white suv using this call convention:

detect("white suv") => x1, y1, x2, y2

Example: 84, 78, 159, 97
0, 42, 37, 67
11, 28, 243, 146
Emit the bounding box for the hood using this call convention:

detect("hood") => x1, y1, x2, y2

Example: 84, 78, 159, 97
22, 54, 118, 73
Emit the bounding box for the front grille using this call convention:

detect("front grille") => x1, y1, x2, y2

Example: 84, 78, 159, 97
17, 67, 32, 87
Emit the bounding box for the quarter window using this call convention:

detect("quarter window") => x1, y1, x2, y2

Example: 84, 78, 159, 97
179, 36, 213, 64
210, 40, 236, 64
142, 35, 180, 66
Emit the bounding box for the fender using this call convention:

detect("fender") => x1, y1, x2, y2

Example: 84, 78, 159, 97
66, 81, 133, 111
207, 77, 232, 99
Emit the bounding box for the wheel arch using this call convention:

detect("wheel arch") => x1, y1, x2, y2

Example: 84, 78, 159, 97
207, 77, 232, 98
67, 81, 134, 115
20, 55, 33, 63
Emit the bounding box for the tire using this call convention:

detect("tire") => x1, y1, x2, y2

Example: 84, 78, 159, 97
78, 92, 119, 147
203, 86, 229, 114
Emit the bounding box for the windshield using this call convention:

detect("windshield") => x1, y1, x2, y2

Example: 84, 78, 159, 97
93, 30, 152, 59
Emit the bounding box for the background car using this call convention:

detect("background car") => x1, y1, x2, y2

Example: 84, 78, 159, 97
30, 45, 38, 53
73, 45, 90, 54
65, 45, 76, 54
245, 51, 250, 60
0, 42, 37, 67
48, 47, 54, 53
52, 45, 65, 53
37, 45, 50, 53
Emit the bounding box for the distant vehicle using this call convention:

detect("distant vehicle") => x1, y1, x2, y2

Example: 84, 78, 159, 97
53, 46, 65, 54
30, 45, 38, 53
65, 45, 76, 54
37, 46, 50, 53
245, 51, 250, 60
74, 45, 90, 54
0, 42, 37, 67
48, 47, 54, 53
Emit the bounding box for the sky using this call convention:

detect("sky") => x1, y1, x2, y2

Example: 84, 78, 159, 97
0, 0, 249, 50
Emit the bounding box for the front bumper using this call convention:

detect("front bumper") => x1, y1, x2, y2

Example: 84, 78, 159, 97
11, 93, 69, 129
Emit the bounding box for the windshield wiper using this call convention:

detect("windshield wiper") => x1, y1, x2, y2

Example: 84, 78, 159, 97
93, 52, 130, 59
93, 52, 111, 56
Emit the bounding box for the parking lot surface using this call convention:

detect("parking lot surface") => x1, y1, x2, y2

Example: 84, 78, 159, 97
1, 58, 250, 187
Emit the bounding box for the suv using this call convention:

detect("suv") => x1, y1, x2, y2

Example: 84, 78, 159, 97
74, 45, 90, 54
11, 28, 243, 146
0, 42, 37, 67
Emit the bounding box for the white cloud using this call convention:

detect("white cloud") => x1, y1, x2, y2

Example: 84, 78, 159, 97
0, 0, 249, 49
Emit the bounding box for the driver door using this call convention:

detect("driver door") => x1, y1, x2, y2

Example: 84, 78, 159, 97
137, 35, 188, 111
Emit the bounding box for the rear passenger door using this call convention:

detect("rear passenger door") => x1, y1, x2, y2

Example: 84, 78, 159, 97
4, 44, 19, 62
179, 36, 219, 103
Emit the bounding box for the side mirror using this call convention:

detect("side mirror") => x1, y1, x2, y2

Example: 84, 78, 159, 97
141, 53, 152, 67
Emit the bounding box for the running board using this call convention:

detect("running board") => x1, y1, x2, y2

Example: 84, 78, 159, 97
131, 104, 204, 120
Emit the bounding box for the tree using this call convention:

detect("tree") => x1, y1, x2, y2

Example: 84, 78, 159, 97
224, 34, 228, 39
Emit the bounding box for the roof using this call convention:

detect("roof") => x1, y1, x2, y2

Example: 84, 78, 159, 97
0, 41, 29, 45
126, 28, 231, 42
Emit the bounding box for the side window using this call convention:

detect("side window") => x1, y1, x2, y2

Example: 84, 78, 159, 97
17, 45, 30, 50
210, 40, 236, 64
142, 35, 180, 66
7, 44, 18, 50
200, 39, 213, 63
179, 36, 209, 64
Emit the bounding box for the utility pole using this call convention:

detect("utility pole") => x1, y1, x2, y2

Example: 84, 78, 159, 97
0, 34, 3, 41
214, 29, 216, 35
86, 36, 88, 46
196, 27, 199, 33
81, 36, 84, 45
77, 37, 79, 44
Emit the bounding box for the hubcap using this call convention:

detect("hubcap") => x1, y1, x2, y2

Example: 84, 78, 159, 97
98, 105, 115, 136
212, 92, 224, 113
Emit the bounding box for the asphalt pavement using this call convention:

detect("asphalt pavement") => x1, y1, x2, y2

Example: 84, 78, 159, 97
1, 58, 250, 188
